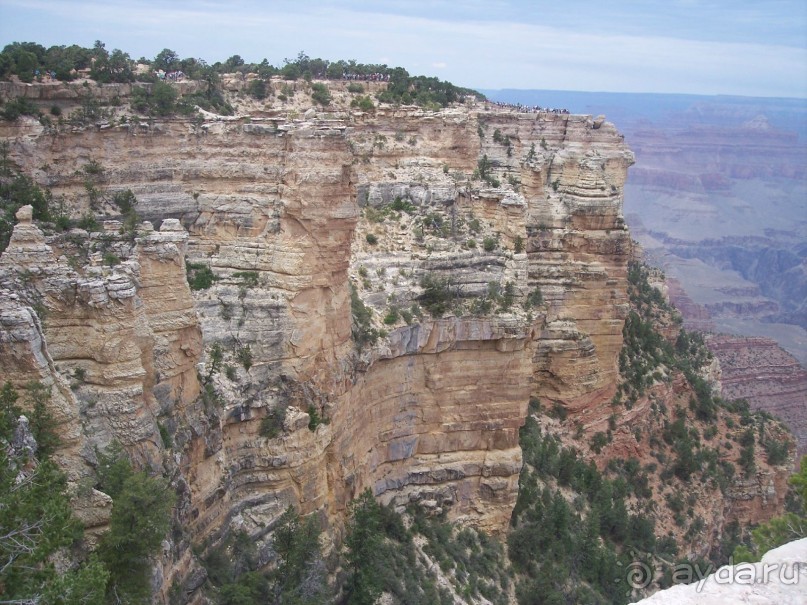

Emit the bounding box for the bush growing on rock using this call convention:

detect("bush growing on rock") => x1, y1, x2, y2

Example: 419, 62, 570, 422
419, 273, 456, 317
525, 286, 543, 308
152, 81, 178, 115
733, 456, 807, 562
350, 284, 378, 346
389, 197, 415, 213
247, 77, 268, 100
186, 262, 218, 290
237, 344, 253, 370
0, 169, 52, 251
95, 443, 175, 604
111, 189, 136, 214
310, 82, 331, 106
350, 95, 375, 112
383, 306, 399, 325
1, 96, 39, 121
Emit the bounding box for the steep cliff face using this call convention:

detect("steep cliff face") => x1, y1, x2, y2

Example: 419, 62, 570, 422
1, 80, 790, 601
580, 369, 793, 558
647, 266, 807, 461
0, 212, 201, 457
0, 206, 202, 550
1, 92, 633, 520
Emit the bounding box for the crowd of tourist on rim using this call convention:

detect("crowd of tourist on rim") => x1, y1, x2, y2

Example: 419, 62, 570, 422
485, 100, 570, 114
341, 72, 391, 81
155, 69, 185, 82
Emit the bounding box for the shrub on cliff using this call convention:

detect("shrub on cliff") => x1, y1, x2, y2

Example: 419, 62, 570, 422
0, 455, 107, 605
233, 270, 259, 288
344, 491, 384, 603
475, 155, 500, 188
524, 286, 543, 308
763, 437, 790, 465
1, 96, 39, 121
21, 381, 60, 460
152, 81, 178, 115
0, 383, 108, 605
733, 455, 807, 562
419, 273, 456, 317
310, 82, 331, 106
130, 81, 178, 116
271, 506, 326, 602
350, 284, 379, 346
96, 444, 175, 604
186, 261, 218, 290
237, 344, 253, 370
1, 145, 52, 252
247, 77, 268, 100
260, 404, 287, 439
111, 188, 141, 237
510, 416, 652, 603
340, 489, 501, 604
202, 528, 300, 605
201, 506, 327, 602
111, 188, 136, 214
350, 95, 375, 112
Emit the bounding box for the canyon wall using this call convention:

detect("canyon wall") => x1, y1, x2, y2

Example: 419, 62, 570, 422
0, 90, 628, 535
660, 275, 807, 461
0, 80, 791, 599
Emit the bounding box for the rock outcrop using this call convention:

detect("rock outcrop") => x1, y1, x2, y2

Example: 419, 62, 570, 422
1, 91, 633, 523
0, 209, 202, 464
630, 538, 807, 605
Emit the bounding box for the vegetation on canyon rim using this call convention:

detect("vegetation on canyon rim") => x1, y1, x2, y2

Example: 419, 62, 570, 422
0, 42, 482, 123
1, 38, 805, 605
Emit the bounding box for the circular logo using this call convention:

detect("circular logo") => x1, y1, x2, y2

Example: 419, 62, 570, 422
626, 560, 653, 590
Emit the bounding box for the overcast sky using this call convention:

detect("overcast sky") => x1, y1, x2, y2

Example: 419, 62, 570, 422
1, 0, 805, 97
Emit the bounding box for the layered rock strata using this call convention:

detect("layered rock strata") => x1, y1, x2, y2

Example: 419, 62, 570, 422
0, 207, 203, 556
707, 335, 807, 458
0, 83, 721, 598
